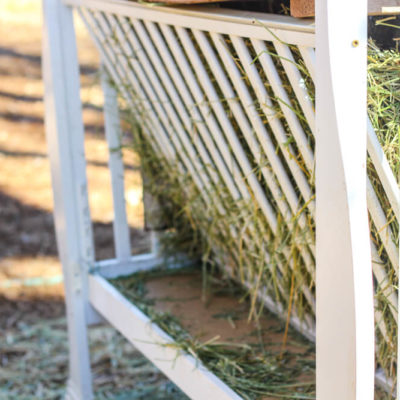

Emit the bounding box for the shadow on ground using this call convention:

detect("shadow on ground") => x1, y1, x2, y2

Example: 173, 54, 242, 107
0, 191, 149, 263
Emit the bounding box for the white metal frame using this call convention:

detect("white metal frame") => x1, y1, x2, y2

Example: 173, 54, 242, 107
42, 0, 399, 399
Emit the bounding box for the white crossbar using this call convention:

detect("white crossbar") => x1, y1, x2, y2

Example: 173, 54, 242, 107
65, 0, 315, 46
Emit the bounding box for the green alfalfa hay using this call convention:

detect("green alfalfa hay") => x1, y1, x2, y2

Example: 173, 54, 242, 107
117, 34, 398, 392
110, 267, 316, 400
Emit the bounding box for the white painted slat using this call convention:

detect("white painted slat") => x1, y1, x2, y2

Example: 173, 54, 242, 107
65, 0, 315, 46
78, 10, 172, 156
113, 17, 229, 202
315, 0, 374, 398
177, 26, 293, 268
214, 34, 316, 309
374, 304, 390, 346
153, 24, 303, 301
251, 38, 315, 173
89, 274, 243, 400
77, 9, 180, 179
371, 242, 397, 322
101, 71, 132, 261
135, 21, 279, 275
367, 179, 399, 270
157, 25, 253, 204
82, 10, 233, 247
274, 42, 316, 138
42, 1, 95, 398
298, 46, 316, 82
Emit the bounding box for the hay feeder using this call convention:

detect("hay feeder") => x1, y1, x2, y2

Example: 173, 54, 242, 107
42, 0, 399, 399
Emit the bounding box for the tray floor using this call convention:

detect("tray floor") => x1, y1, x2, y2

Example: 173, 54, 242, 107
112, 268, 316, 399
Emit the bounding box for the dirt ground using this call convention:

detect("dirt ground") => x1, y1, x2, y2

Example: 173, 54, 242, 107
0, 1, 185, 398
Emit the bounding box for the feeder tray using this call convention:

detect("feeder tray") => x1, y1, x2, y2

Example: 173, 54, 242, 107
110, 268, 316, 399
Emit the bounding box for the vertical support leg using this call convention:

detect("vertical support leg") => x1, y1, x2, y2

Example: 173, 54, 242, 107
101, 68, 132, 262
102, 68, 162, 260
142, 170, 166, 257
316, 1, 374, 399
42, 0, 96, 398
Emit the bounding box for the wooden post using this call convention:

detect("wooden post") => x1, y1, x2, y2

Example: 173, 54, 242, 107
42, 0, 95, 398
315, 1, 375, 399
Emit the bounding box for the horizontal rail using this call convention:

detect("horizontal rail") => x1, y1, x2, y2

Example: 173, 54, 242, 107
65, 0, 315, 46
91, 253, 195, 279
89, 274, 242, 400
91, 253, 161, 278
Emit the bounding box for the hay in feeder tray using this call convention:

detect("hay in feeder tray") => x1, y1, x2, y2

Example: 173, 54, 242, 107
110, 17, 398, 394
111, 267, 316, 399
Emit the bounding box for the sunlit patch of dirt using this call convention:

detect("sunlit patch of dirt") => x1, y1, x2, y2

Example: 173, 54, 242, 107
0, 256, 64, 299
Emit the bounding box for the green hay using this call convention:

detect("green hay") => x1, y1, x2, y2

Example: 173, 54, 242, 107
110, 267, 316, 400
108, 20, 399, 393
